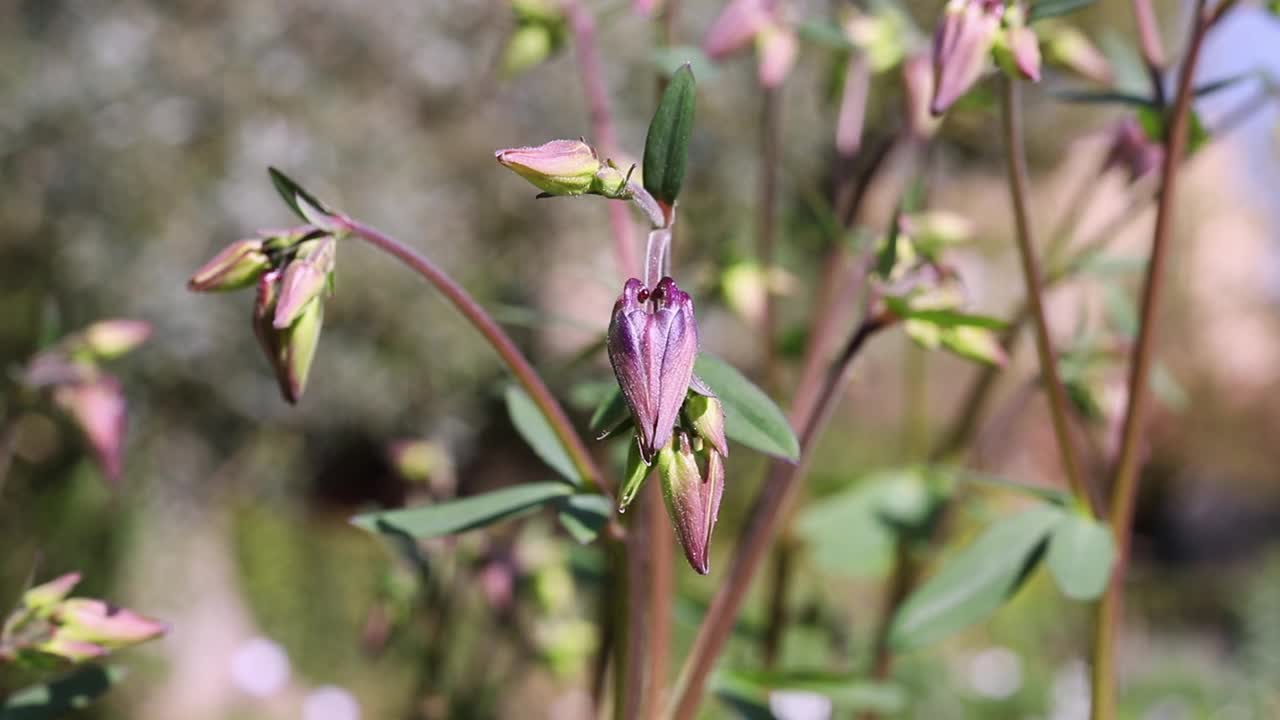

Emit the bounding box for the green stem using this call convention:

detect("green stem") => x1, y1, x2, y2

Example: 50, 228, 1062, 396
338, 217, 609, 499
1093, 3, 1211, 718
1000, 77, 1097, 517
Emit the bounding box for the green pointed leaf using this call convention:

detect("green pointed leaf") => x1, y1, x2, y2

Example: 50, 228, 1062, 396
1028, 0, 1099, 23
1137, 106, 1211, 155
642, 63, 696, 206
267, 167, 341, 232
589, 386, 632, 439
618, 440, 650, 513
714, 668, 905, 716
505, 385, 582, 485
952, 470, 1073, 505
556, 493, 613, 544
1046, 512, 1116, 600
1, 665, 126, 720
1051, 89, 1157, 108
890, 506, 1064, 650
884, 297, 1009, 330
351, 482, 572, 538
694, 354, 800, 461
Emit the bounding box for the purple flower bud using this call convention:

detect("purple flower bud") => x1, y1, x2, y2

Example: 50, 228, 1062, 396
607, 277, 698, 464
704, 0, 772, 59
495, 139, 602, 196
931, 0, 1004, 116
81, 319, 152, 360
273, 236, 336, 329
23, 573, 82, 613
53, 376, 127, 484
56, 599, 167, 648
188, 239, 272, 292
658, 433, 725, 574
1103, 118, 1164, 184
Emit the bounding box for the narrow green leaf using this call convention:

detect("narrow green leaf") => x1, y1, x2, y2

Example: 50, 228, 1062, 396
1046, 512, 1116, 600
884, 298, 1008, 330
642, 64, 696, 206
556, 493, 613, 544
694, 354, 800, 461
1051, 89, 1157, 108
1028, 0, 1099, 23
1193, 71, 1259, 99
351, 482, 572, 538
890, 506, 1064, 650
505, 385, 582, 485
797, 20, 856, 51
588, 386, 631, 439
267, 167, 340, 231
1, 665, 126, 720
953, 469, 1073, 505
618, 440, 650, 513
1102, 284, 1138, 338
714, 668, 905, 716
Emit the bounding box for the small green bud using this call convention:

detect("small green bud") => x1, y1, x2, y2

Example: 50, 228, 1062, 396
80, 320, 152, 360
591, 163, 631, 199
23, 573, 82, 614
188, 239, 272, 292
495, 139, 602, 196
618, 439, 650, 513
684, 393, 728, 458
280, 296, 324, 404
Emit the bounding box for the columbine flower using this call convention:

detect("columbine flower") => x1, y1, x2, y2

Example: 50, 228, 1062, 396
607, 277, 698, 463
931, 0, 1004, 115
658, 432, 725, 574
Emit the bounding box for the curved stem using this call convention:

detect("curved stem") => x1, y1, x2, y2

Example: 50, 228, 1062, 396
1000, 77, 1097, 517
669, 315, 889, 720
337, 216, 609, 498
1093, 3, 1210, 718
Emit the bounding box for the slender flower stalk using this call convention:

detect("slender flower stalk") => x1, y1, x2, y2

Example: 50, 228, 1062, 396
1093, 3, 1211, 717
334, 215, 609, 498
1000, 77, 1097, 516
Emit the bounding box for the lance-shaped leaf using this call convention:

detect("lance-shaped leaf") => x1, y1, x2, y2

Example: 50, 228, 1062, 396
351, 482, 574, 539
1046, 511, 1116, 600
505, 385, 583, 485
556, 493, 612, 544
890, 505, 1064, 650
714, 668, 906, 717
267, 167, 342, 233
694, 354, 799, 461
642, 63, 696, 208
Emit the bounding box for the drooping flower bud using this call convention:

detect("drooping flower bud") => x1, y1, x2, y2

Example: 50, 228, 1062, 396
273, 236, 336, 329
495, 140, 602, 196
1042, 24, 1113, 85
607, 277, 698, 463
931, 0, 1004, 116
618, 439, 650, 513
756, 23, 798, 89
188, 239, 272, 292
78, 319, 152, 360
1102, 117, 1164, 184
684, 393, 728, 458
703, 0, 772, 59
658, 433, 725, 574
254, 268, 322, 404
55, 599, 167, 648
37, 635, 107, 662
993, 6, 1040, 82
53, 376, 127, 484
903, 52, 941, 140
23, 573, 82, 614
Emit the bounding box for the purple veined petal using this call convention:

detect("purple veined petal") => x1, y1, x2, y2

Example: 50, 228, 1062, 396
649, 277, 698, 461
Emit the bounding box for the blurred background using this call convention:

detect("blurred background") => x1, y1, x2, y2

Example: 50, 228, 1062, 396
2, 0, 1280, 718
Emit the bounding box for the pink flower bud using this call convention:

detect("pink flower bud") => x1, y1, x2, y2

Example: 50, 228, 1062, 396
1005, 24, 1041, 81
54, 376, 127, 484
81, 319, 152, 360
495, 140, 602, 196
1043, 24, 1113, 85
188, 239, 272, 292
23, 573, 82, 612
56, 599, 167, 648
658, 433, 725, 574
703, 0, 772, 59
253, 268, 324, 404
931, 0, 1004, 115
607, 277, 698, 464
38, 635, 107, 662
756, 23, 798, 89
273, 236, 335, 329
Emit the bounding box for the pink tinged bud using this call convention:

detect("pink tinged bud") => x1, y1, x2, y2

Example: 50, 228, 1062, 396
1044, 25, 1113, 85
273, 236, 335, 329
658, 434, 725, 575
495, 140, 602, 196
56, 599, 167, 648
23, 573, 83, 612
903, 52, 941, 139
995, 22, 1041, 82
704, 0, 771, 59
254, 266, 325, 404
756, 23, 798, 89
38, 635, 107, 662
684, 393, 728, 458
835, 54, 871, 157
81, 320, 152, 359
931, 0, 1004, 116
54, 377, 127, 484
188, 239, 271, 292
607, 277, 699, 464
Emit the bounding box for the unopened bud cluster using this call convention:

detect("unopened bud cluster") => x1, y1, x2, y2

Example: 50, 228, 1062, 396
606, 276, 728, 574
931, 0, 1043, 116
1, 573, 166, 665
188, 225, 336, 403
